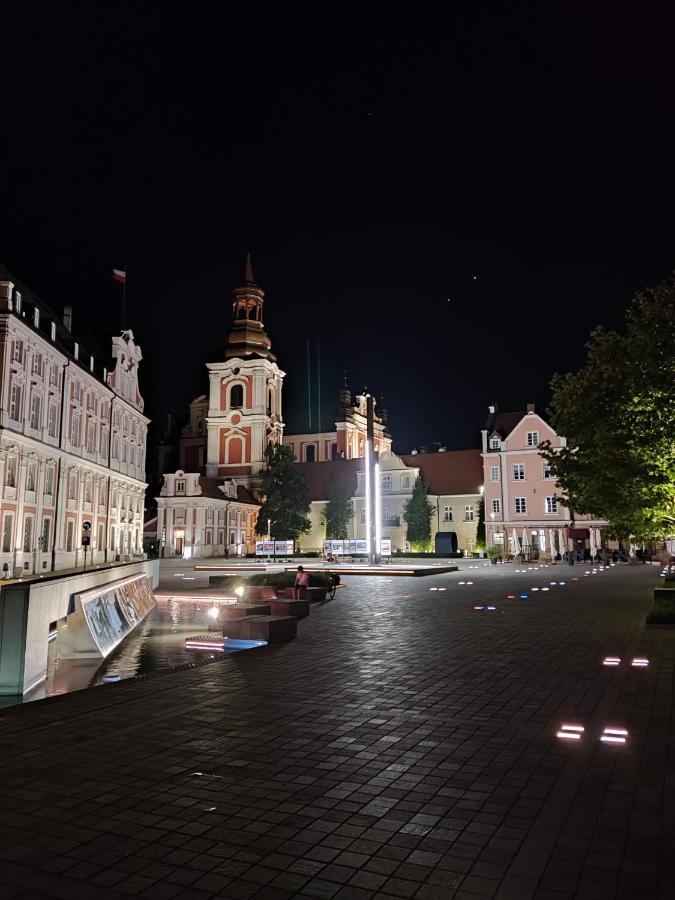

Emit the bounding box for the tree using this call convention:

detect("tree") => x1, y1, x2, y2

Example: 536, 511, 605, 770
322, 473, 353, 539
255, 444, 311, 540
541, 273, 675, 540
475, 493, 486, 551
403, 475, 435, 551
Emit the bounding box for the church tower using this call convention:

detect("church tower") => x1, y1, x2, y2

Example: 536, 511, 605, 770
205, 256, 285, 484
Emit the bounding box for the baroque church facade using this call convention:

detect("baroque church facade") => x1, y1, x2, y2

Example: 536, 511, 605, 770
157, 259, 482, 559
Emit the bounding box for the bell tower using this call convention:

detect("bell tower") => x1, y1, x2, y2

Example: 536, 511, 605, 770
205, 256, 285, 486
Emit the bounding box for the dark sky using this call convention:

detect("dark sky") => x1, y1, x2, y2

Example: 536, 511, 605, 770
1, 2, 674, 455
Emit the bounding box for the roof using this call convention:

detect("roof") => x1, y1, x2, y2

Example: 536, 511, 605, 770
296, 459, 362, 502
197, 476, 259, 506
400, 449, 483, 496
484, 409, 525, 438
0, 262, 114, 388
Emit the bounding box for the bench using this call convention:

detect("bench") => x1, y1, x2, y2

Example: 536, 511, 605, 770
277, 587, 328, 602
269, 598, 310, 619
224, 614, 297, 642
221, 603, 272, 618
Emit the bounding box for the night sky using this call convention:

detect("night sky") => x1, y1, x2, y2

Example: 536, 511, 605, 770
1, 3, 674, 457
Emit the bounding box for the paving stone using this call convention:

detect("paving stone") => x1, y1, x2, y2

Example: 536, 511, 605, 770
0, 566, 669, 900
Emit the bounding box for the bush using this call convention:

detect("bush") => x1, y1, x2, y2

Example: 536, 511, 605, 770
647, 595, 675, 624
247, 571, 332, 589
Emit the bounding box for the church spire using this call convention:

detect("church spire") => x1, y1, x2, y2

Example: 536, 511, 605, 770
223, 255, 275, 362
244, 252, 255, 285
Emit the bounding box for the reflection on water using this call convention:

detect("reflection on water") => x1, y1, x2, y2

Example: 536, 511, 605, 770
24, 596, 234, 705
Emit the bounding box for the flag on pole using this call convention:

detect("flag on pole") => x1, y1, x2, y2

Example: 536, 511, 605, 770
113, 269, 126, 284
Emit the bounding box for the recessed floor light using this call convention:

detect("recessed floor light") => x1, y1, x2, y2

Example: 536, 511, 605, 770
603, 657, 621, 666
631, 657, 649, 667
557, 723, 584, 741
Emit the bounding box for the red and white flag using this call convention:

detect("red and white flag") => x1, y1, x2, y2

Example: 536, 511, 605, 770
113, 268, 126, 284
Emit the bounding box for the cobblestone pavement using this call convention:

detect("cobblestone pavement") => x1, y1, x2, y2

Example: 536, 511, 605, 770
0, 564, 672, 899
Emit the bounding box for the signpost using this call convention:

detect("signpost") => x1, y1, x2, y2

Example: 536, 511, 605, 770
82, 520, 91, 571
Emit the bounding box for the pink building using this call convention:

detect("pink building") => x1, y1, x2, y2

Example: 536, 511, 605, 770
481, 403, 605, 559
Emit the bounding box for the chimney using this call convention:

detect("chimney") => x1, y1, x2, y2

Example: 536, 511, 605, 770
0, 281, 14, 311
63, 306, 73, 331
526, 403, 535, 414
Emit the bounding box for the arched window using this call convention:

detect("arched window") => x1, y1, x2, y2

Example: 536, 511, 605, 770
230, 383, 244, 409
267, 388, 273, 417
248, 307, 257, 320
237, 307, 246, 319
331, 443, 338, 460
305, 444, 316, 463
228, 437, 243, 464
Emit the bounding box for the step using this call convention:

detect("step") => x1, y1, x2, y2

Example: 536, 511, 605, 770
269, 598, 310, 619
224, 614, 297, 642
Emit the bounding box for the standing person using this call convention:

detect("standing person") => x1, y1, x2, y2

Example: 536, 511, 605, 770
294, 565, 309, 600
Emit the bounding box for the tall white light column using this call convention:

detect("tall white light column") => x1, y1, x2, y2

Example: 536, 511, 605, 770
365, 438, 372, 561
374, 461, 382, 558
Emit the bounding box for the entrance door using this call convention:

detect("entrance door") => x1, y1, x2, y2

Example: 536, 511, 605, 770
175, 530, 184, 556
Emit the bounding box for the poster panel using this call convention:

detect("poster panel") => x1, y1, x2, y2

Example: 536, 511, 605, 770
380, 538, 392, 557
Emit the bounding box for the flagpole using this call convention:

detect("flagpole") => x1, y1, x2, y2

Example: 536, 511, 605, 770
122, 264, 126, 330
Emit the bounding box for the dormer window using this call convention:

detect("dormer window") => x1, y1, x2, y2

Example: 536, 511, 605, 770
175, 480, 185, 494
490, 437, 500, 449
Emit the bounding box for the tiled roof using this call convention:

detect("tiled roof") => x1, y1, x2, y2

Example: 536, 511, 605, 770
485, 410, 525, 438
296, 459, 362, 502
400, 450, 483, 496
197, 476, 259, 506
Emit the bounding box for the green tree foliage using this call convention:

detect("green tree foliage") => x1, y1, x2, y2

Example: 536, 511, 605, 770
541, 274, 675, 539
475, 493, 486, 551
255, 444, 311, 540
403, 475, 435, 551
321, 473, 353, 539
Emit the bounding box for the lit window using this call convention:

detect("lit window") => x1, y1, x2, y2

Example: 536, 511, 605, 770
515, 497, 527, 514
527, 431, 539, 447
41, 518, 51, 552
464, 505, 474, 522
30, 394, 41, 430
23, 517, 33, 552
66, 520, 74, 552
443, 506, 452, 522
382, 474, 392, 491
513, 463, 525, 480
490, 465, 499, 481
2, 515, 13, 552
492, 499, 501, 514
490, 437, 500, 449
545, 496, 558, 514
9, 382, 23, 420
5, 457, 17, 487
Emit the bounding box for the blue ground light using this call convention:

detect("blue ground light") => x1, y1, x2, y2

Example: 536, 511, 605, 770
520, 593, 529, 599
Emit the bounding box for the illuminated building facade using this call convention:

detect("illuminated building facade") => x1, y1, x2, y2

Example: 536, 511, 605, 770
0, 267, 148, 575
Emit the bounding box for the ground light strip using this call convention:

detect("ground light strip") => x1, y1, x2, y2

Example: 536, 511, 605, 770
603, 656, 621, 666
601, 727, 628, 744
631, 657, 649, 667
557, 723, 584, 741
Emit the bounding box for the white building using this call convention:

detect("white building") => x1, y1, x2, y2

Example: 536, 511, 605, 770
0, 268, 148, 576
